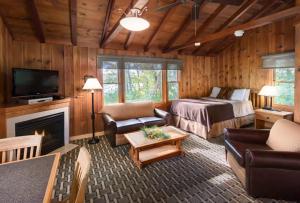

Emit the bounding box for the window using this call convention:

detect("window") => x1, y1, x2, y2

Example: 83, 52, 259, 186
274, 68, 295, 106
125, 63, 162, 102
99, 56, 182, 104
167, 67, 179, 100
102, 61, 119, 104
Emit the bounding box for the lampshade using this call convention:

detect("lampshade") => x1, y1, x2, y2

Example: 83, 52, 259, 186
120, 16, 150, 31
83, 78, 102, 90
258, 85, 279, 97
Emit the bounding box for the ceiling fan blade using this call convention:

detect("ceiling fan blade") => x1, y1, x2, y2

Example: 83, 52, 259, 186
156, 1, 182, 12
206, 0, 243, 6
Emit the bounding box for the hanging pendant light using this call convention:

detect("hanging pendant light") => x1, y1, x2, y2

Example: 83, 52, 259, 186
120, 8, 150, 32
193, 4, 201, 47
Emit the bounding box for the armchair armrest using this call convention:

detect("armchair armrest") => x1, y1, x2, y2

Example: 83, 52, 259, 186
246, 149, 300, 170
245, 149, 300, 200
154, 108, 171, 125
102, 113, 117, 147
102, 113, 116, 127
224, 128, 270, 144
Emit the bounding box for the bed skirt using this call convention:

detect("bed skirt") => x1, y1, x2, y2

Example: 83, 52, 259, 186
173, 114, 254, 139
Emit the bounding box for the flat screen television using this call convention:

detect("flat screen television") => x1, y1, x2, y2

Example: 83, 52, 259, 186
12, 68, 59, 97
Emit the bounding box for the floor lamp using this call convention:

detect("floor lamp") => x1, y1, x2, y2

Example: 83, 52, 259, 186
83, 77, 102, 144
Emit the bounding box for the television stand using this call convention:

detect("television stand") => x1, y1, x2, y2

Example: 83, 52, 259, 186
18, 96, 53, 104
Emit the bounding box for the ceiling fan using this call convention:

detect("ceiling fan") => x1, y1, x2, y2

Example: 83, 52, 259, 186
156, 0, 243, 20
156, 0, 202, 20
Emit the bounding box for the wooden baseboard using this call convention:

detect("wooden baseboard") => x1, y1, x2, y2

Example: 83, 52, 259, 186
70, 131, 104, 141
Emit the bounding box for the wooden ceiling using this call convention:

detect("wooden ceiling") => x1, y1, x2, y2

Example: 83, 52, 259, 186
0, 0, 296, 55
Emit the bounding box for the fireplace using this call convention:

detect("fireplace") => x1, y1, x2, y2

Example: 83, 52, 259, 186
15, 112, 65, 155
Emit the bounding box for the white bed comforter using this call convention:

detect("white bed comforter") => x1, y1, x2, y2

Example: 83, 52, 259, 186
202, 97, 254, 118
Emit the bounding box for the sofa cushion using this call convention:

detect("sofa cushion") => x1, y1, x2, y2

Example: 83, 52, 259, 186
102, 102, 154, 121
138, 117, 165, 127
267, 119, 300, 152
225, 139, 271, 167
116, 119, 144, 134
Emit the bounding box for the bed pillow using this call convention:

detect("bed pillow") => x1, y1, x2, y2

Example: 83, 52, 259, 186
230, 89, 246, 101
217, 87, 232, 99
244, 89, 250, 101
210, 87, 221, 98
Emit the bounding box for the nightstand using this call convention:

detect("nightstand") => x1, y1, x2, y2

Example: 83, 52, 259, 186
255, 109, 294, 129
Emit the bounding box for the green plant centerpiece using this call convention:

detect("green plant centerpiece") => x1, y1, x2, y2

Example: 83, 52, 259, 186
141, 126, 170, 139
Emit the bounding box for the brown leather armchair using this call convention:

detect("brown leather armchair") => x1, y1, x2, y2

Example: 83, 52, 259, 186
224, 119, 300, 201
102, 102, 171, 147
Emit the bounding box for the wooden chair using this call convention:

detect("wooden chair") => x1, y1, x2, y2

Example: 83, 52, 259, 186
67, 147, 91, 203
0, 135, 43, 164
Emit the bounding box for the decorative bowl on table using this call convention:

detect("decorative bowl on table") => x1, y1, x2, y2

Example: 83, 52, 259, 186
141, 126, 170, 139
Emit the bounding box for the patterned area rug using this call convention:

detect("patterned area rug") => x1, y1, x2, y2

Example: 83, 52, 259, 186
51, 134, 289, 203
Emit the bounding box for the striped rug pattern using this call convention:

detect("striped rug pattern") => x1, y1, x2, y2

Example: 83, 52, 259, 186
52, 134, 287, 203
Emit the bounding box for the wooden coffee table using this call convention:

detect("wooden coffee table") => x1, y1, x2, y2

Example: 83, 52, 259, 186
124, 126, 188, 168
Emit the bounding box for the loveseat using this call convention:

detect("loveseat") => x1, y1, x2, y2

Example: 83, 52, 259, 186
224, 119, 300, 201
102, 102, 171, 147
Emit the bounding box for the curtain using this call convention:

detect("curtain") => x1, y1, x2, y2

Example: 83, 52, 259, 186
261, 52, 295, 69
98, 55, 183, 70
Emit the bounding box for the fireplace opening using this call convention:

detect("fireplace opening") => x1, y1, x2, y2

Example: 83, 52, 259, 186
15, 112, 64, 155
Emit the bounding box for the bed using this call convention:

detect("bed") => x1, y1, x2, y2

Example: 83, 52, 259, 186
170, 89, 255, 139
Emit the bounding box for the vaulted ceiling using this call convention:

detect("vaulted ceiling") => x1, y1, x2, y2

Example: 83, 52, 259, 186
0, 0, 295, 55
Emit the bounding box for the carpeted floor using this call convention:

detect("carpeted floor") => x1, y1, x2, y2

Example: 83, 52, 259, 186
51, 134, 289, 203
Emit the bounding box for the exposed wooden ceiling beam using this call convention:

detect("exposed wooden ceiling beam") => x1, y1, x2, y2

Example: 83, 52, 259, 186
177, 4, 226, 53
163, 0, 205, 51
216, 0, 258, 32
164, 6, 300, 53
27, 0, 45, 43
100, 0, 115, 48
69, 0, 77, 46
192, 0, 257, 54
0, 11, 14, 40
204, 0, 290, 55
102, 0, 148, 47
163, 13, 192, 51
215, 36, 236, 53
124, 32, 135, 50
144, 8, 175, 52
216, 0, 294, 53
251, 0, 280, 20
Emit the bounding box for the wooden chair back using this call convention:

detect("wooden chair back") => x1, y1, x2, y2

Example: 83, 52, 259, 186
0, 135, 43, 164
69, 147, 91, 203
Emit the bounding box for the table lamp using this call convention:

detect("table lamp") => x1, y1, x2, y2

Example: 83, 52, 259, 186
258, 85, 279, 111
83, 77, 102, 144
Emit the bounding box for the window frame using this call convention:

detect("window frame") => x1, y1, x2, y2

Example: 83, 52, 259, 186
99, 56, 182, 105
102, 65, 120, 105
167, 69, 180, 101
272, 68, 295, 110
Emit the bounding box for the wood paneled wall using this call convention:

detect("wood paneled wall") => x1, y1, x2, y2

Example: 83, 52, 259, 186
180, 56, 216, 98
215, 18, 295, 92
0, 18, 12, 104
0, 17, 214, 137
7, 42, 102, 137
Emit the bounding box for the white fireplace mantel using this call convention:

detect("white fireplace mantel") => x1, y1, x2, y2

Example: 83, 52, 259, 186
6, 107, 69, 145
0, 98, 71, 144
